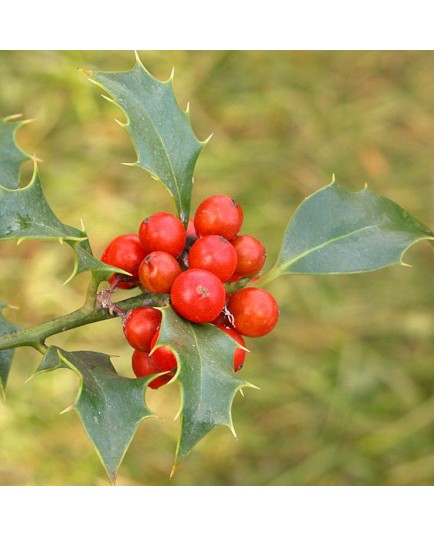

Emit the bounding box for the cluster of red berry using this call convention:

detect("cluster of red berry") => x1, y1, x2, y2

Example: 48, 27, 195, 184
100, 195, 279, 389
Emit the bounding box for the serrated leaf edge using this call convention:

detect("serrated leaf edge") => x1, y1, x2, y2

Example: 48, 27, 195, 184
173, 322, 255, 472
83, 53, 210, 223
263, 176, 434, 280
57, 348, 157, 484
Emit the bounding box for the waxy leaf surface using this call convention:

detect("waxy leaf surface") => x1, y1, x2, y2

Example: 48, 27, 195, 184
57, 347, 156, 484
87, 56, 206, 224
267, 180, 434, 278
155, 306, 252, 469
0, 164, 127, 282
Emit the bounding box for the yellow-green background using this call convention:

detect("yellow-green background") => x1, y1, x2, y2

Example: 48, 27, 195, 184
0, 51, 433, 485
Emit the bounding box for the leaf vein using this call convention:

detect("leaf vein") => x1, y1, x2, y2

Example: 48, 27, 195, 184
279, 223, 378, 272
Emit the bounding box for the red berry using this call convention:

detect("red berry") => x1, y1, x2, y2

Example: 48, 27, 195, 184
170, 268, 226, 323
228, 287, 279, 337
123, 307, 162, 352
194, 195, 243, 240
139, 212, 186, 258
188, 234, 237, 282
101, 234, 147, 289
131, 349, 174, 389
231, 234, 266, 277
217, 326, 247, 372
149, 330, 178, 372
138, 251, 181, 294
151, 345, 177, 372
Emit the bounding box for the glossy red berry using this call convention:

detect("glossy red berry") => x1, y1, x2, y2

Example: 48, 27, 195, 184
101, 233, 146, 289
170, 268, 226, 323
217, 326, 247, 372
139, 212, 186, 258
188, 234, 237, 282
228, 287, 279, 337
123, 307, 162, 352
151, 345, 177, 372
131, 349, 174, 389
231, 234, 266, 277
149, 330, 178, 372
138, 251, 181, 294
194, 194, 243, 241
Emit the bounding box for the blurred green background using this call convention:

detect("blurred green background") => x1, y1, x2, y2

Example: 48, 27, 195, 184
0, 51, 433, 486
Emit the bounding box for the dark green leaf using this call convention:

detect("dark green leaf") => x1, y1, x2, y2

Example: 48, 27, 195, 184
0, 115, 31, 189
33, 345, 67, 375
0, 164, 127, 282
57, 347, 156, 484
86, 55, 207, 224
0, 302, 21, 397
263, 179, 434, 280
155, 306, 253, 471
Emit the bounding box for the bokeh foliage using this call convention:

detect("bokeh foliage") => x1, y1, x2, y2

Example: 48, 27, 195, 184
0, 50, 433, 485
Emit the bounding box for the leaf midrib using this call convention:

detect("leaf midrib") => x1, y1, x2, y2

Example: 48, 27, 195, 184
278, 223, 379, 273
120, 77, 182, 210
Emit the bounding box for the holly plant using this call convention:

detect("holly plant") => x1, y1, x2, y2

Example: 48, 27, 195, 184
0, 54, 433, 484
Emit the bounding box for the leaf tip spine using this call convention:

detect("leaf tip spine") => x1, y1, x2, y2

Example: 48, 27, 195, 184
169, 463, 178, 480
203, 132, 214, 145
101, 94, 116, 105
229, 422, 238, 439
20, 117, 37, 127
59, 404, 74, 415
24, 374, 35, 384
4, 113, 23, 123
246, 380, 260, 391
85, 76, 100, 87
134, 50, 147, 72
62, 270, 77, 286
114, 117, 128, 128
173, 409, 181, 422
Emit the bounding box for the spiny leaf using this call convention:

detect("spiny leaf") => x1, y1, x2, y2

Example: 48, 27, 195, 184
262, 178, 434, 280
0, 302, 21, 397
85, 54, 207, 225
55, 347, 156, 484
0, 163, 127, 282
0, 114, 31, 189
155, 306, 253, 472
33, 345, 67, 376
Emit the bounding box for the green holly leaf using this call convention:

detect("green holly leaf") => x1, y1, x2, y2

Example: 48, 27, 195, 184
33, 345, 67, 375
54, 347, 156, 484
0, 114, 31, 189
261, 178, 434, 282
155, 306, 253, 473
0, 302, 21, 397
85, 54, 207, 225
0, 163, 127, 282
